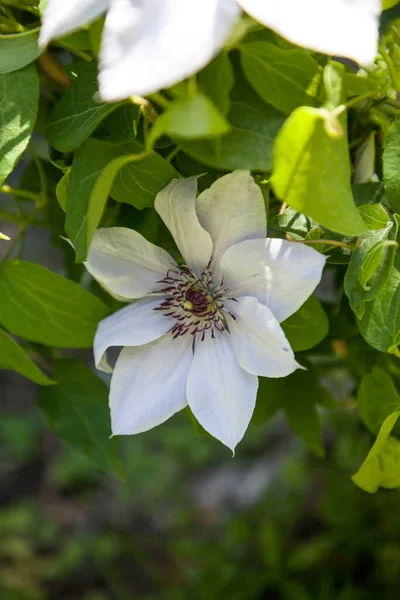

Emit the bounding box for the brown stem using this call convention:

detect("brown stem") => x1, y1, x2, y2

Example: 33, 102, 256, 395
39, 51, 70, 90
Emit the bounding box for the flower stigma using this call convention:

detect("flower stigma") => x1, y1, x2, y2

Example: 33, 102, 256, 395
152, 265, 237, 351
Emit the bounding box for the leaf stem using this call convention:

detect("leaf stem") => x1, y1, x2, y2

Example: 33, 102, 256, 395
287, 236, 356, 251
29, 147, 48, 207
332, 90, 379, 117
0, 185, 41, 203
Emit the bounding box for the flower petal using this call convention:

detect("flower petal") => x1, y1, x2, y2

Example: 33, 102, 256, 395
155, 177, 213, 275
263, 238, 326, 322
99, 0, 240, 100
94, 297, 174, 371
39, 0, 109, 46
196, 171, 266, 269
226, 296, 299, 378
85, 227, 175, 301
218, 238, 267, 304
238, 0, 380, 66
110, 334, 192, 435
187, 333, 258, 451
219, 238, 326, 322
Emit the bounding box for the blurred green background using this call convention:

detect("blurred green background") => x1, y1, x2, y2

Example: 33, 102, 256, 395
2, 365, 400, 600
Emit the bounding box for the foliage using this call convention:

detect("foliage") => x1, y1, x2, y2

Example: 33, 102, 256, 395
2, 1, 400, 497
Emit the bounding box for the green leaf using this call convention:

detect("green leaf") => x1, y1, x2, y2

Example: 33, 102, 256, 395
269, 207, 319, 240
55, 168, 70, 212
148, 93, 230, 148
345, 217, 398, 319
357, 367, 400, 434
86, 151, 150, 251
352, 182, 386, 206
38, 359, 123, 479
0, 260, 108, 347
198, 53, 234, 116
179, 75, 285, 171
383, 112, 400, 213
0, 328, 54, 385
0, 64, 39, 185
46, 62, 122, 152
281, 295, 329, 351
254, 367, 328, 456
240, 41, 321, 114
358, 247, 400, 353
271, 106, 366, 236
383, 0, 400, 9
352, 412, 400, 493
0, 29, 42, 74
358, 240, 398, 291
358, 203, 390, 230
66, 138, 177, 262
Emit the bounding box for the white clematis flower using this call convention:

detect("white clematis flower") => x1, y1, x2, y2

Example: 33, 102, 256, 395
39, 0, 380, 102
84, 171, 326, 451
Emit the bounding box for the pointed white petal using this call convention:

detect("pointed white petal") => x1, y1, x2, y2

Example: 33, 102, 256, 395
85, 227, 175, 301
219, 238, 326, 322
226, 296, 299, 378
263, 238, 326, 322
155, 177, 212, 275
187, 334, 258, 451
110, 334, 192, 435
99, 0, 240, 100
218, 238, 267, 304
238, 0, 380, 66
94, 297, 174, 371
39, 0, 109, 46
196, 170, 266, 269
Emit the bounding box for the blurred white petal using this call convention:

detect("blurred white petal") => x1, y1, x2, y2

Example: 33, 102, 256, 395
85, 227, 175, 301
39, 0, 109, 46
110, 334, 192, 435
196, 170, 266, 270
226, 296, 299, 377
238, 0, 380, 65
187, 333, 258, 451
155, 177, 213, 275
99, 0, 240, 100
94, 297, 174, 371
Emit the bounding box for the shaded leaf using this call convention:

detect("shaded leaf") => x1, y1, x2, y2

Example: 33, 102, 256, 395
0, 328, 54, 385
281, 295, 329, 352
46, 61, 121, 152
38, 359, 123, 479
0, 260, 108, 348
358, 251, 400, 354
0, 29, 42, 74
383, 112, 400, 213
240, 41, 321, 114
345, 217, 398, 319
66, 138, 177, 262
198, 53, 234, 116
179, 75, 285, 171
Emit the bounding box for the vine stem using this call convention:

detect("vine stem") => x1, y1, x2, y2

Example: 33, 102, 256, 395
332, 90, 379, 118
38, 52, 70, 90
0, 185, 41, 203
287, 236, 356, 251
